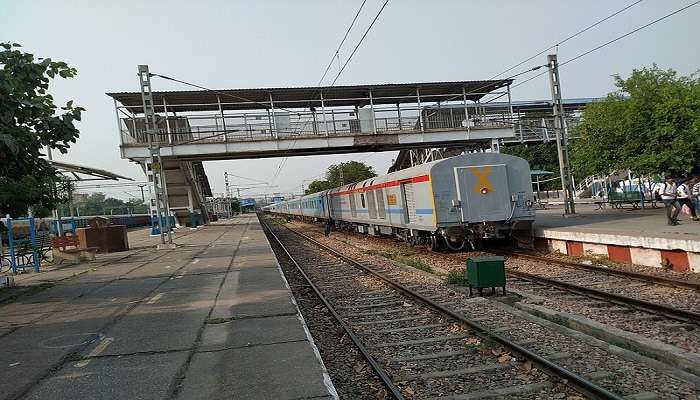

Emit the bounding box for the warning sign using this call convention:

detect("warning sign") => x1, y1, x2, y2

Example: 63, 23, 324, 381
386, 194, 397, 205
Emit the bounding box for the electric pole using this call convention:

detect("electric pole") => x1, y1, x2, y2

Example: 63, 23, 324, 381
139, 65, 172, 244
547, 54, 576, 215
224, 172, 232, 218
236, 188, 243, 215
138, 184, 146, 202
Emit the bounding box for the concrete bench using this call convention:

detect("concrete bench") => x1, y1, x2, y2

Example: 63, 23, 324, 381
51, 236, 98, 264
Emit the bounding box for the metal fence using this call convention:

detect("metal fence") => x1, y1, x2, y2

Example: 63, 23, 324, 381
116, 95, 515, 147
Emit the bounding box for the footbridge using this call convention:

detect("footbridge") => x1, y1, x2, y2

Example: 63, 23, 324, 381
108, 77, 522, 226
389, 97, 599, 172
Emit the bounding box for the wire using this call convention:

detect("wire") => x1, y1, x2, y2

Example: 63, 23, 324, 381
491, 0, 644, 79
483, 0, 700, 104
150, 73, 293, 113
318, 0, 368, 86
330, 0, 391, 86
274, 0, 388, 179
559, 0, 700, 68
225, 172, 268, 184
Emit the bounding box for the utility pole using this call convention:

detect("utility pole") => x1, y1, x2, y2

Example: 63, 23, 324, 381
138, 184, 146, 202
139, 64, 173, 245
547, 54, 576, 215
236, 188, 243, 215
224, 172, 232, 218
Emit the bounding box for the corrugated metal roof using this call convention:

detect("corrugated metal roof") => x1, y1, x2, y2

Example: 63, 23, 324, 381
107, 79, 513, 113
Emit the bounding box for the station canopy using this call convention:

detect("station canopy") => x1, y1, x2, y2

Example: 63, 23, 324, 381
51, 160, 134, 182
107, 79, 513, 114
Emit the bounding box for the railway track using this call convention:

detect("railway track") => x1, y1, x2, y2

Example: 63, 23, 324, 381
261, 216, 656, 400
505, 268, 700, 324
500, 251, 700, 291
268, 217, 700, 398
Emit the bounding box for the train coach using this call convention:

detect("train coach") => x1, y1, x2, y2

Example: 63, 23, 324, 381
265, 152, 536, 250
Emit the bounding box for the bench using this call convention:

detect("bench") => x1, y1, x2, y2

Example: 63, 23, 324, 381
607, 191, 644, 209
50, 235, 98, 264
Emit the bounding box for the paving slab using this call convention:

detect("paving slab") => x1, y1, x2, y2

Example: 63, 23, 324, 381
100, 274, 224, 355
535, 203, 700, 252
210, 267, 297, 320
0, 216, 335, 400
178, 341, 332, 400
200, 314, 308, 351
24, 352, 189, 400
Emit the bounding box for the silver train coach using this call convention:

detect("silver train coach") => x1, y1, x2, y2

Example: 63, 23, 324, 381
264, 153, 536, 250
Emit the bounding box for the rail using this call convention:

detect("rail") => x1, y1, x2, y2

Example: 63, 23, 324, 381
501, 251, 700, 291
261, 215, 623, 400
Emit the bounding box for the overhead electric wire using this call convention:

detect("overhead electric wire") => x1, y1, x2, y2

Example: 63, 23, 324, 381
490, 0, 644, 80
150, 73, 293, 113
482, 0, 700, 105
273, 0, 390, 185
330, 0, 391, 86
224, 172, 268, 184
318, 0, 368, 86
558, 0, 700, 68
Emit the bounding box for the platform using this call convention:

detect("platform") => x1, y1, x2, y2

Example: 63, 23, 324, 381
0, 215, 336, 400
534, 204, 700, 272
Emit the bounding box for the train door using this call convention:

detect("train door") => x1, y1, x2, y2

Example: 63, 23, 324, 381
401, 182, 417, 224
376, 188, 387, 219
367, 188, 377, 219
454, 165, 510, 223
349, 188, 357, 218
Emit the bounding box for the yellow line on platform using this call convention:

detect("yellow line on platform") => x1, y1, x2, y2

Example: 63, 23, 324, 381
74, 337, 114, 368
147, 293, 164, 304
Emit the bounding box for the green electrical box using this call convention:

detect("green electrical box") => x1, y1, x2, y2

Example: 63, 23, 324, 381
466, 256, 506, 296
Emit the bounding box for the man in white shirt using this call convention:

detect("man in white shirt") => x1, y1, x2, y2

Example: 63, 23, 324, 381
678, 179, 699, 221
692, 179, 700, 216
678, 178, 700, 221
660, 177, 681, 225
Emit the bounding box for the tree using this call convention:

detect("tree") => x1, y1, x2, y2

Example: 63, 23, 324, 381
571, 66, 700, 178
305, 161, 377, 194
0, 42, 84, 217
305, 180, 334, 194
502, 143, 560, 189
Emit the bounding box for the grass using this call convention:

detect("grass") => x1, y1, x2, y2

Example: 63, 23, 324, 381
364, 249, 434, 273
393, 255, 434, 273
445, 270, 468, 285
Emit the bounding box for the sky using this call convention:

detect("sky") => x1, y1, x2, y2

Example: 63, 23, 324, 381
3, 0, 699, 200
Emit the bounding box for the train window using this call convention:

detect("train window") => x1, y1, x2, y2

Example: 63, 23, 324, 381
361, 193, 366, 208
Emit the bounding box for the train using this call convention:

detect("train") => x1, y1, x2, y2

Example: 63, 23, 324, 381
263, 153, 536, 250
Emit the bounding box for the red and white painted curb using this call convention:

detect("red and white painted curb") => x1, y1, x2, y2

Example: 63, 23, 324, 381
534, 229, 700, 272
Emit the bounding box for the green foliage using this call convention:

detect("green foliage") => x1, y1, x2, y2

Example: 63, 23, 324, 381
305, 180, 334, 194
71, 192, 148, 216
363, 249, 434, 274
0, 42, 84, 216
501, 143, 560, 189
305, 160, 377, 194
572, 66, 700, 177
445, 270, 468, 285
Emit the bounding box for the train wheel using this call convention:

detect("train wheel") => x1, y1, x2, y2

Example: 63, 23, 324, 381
444, 236, 467, 251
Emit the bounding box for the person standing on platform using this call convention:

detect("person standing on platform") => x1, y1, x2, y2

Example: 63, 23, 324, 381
660, 177, 681, 225
678, 179, 699, 221
692, 178, 700, 218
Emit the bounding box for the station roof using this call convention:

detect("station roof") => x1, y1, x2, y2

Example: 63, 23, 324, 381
51, 160, 134, 181
107, 79, 513, 113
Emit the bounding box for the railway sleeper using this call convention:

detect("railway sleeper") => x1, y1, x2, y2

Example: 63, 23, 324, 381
373, 334, 470, 348
423, 382, 552, 400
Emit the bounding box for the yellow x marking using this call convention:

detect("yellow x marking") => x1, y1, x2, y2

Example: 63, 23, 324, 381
470, 166, 495, 194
